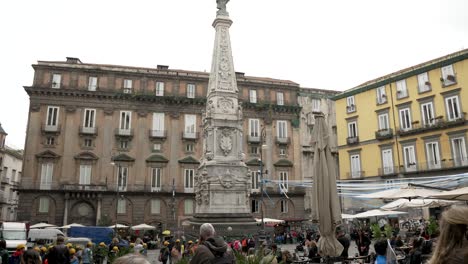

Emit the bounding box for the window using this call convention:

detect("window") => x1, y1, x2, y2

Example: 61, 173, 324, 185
452, 137, 468, 166
382, 149, 394, 174
84, 139, 93, 148
376, 86, 387, 104
46, 106, 59, 129
83, 109, 96, 132
251, 200, 259, 213
378, 113, 389, 130
39, 197, 49, 213
155, 82, 164, 96
150, 168, 161, 191
79, 165, 91, 185
119, 140, 129, 150
279, 147, 287, 156
123, 79, 132, 93
280, 200, 288, 213
277, 120, 288, 139
441, 65, 456, 86
426, 142, 441, 169
399, 108, 412, 131
249, 90, 257, 103
403, 145, 417, 172
119, 111, 132, 135
187, 84, 196, 98
184, 169, 194, 192
276, 92, 284, 105
347, 121, 358, 138
11, 170, 16, 182
312, 99, 321, 112
249, 119, 260, 137
46, 137, 55, 146
396, 80, 408, 99
184, 114, 196, 138
250, 146, 259, 154
346, 96, 355, 113
417, 72, 431, 93
186, 143, 194, 152
40, 163, 53, 190
350, 154, 361, 178
152, 113, 165, 137
88, 77, 98, 91
117, 199, 126, 214
153, 143, 161, 152
184, 199, 194, 215
445, 95, 461, 121
117, 166, 128, 191
151, 199, 161, 214
251, 170, 260, 191
420, 102, 435, 127
279, 171, 288, 193
52, 74, 61, 89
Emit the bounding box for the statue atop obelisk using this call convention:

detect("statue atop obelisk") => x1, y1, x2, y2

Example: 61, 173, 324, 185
191, 0, 256, 232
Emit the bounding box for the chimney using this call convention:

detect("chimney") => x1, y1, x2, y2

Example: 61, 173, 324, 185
157, 65, 169, 70
66, 57, 82, 64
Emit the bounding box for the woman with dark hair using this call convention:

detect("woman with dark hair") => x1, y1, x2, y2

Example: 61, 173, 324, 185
356, 230, 371, 257
0, 240, 9, 264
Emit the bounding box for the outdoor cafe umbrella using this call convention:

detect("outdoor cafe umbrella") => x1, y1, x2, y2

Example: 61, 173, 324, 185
353, 209, 407, 218
357, 185, 440, 200
30, 223, 58, 229
430, 186, 468, 201
131, 224, 156, 231
309, 114, 343, 258
380, 198, 457, 210
108, 224, 129, 229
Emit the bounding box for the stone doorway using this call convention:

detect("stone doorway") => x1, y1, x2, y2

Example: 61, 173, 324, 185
69, 201, 96, 226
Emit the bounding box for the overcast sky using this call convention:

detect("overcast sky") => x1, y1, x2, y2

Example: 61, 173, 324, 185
1, 0, 467, 149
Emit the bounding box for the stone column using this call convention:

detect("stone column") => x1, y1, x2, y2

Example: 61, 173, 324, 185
96, 194, 102, 225
63, 194, 69, 225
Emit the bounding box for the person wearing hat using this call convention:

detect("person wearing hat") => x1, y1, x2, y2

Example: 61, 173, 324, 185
81, 242, 93, 264
69, 248, 79, 264
159, 241, 170, 264
21, 245, 42, 264
171, 240, 182, 262
9, 244, 25, 264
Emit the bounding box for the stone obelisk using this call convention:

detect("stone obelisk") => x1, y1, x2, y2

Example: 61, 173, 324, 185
190, 0, 257, 235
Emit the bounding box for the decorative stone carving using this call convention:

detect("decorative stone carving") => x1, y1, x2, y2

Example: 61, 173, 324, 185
218, 170, 235, 189
216, 0, 229, 16
65, 105, 77, 113
137, 110, 148, 117
218, 97, 234, 113
30, 104, 40, 112
103, 108, 114, 115
169, 112, 180, 119
195, 169, 210, 205
219, 128, 233, 156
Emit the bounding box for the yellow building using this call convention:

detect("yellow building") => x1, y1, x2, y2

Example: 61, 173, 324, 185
334, 49, 468, 183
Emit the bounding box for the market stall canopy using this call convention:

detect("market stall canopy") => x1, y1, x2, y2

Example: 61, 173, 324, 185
381, 198, 457, 210
60, 223, 84, 229
30, 223, 58, 229
357, 185, 440, 200
108, 224, 129, 229
430, 186, 468, 201
353, 209, 407, 218
131, 224, 156, 231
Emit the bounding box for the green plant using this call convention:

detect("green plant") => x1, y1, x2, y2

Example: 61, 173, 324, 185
370, 223, 382, 239
427, 217, 439, 236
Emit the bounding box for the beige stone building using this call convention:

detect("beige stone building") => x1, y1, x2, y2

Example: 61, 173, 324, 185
18, 57, 340, 230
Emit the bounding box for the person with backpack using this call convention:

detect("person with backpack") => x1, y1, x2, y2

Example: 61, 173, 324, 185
9, 244, 25, 264
190, 223, 235, 264
47, 236, 70, 264
0, 240, 9, 264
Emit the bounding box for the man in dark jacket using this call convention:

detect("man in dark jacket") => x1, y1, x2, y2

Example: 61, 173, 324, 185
190, 223, 235, 264
336, 229, 350, 259
47, 236, 70, 264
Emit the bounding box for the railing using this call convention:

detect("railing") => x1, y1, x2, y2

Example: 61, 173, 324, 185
115, 128, 134, 137
275, 137, 290, 145
398, 114, 466, 136
122, 88, 133, 94
41, 124, 61, 133
378, 166, 399, 176
346, 136, 359, 145
346, 105, 356, 113
375, 128, 393, 140
346, 171, 365, 179
61, 184, 108, 191
149, 130, 167, 139
247, 135, 261, 143
79, 126, 98, 135
182, 132, 199, 140
441, 75, 457, 87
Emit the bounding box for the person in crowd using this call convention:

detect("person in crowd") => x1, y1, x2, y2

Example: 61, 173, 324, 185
10, 244, 26, 264
408, 237, 423, 264
190, 223, 234, 264
356, 229, 371, 257
0, 240, 9, 264
373, 239, 387, 264
159, 241, 170, 264
307, 240, 320, 263
68, 249, 78, 264
395, 236, 404, 248
428, 205, 468, 264
336, 228, 350, 260
47, 236, 70, 264
21, 246, 42, 264
113, 254, 150, 264
81, 242, 92, 264
171, 239, 182, 262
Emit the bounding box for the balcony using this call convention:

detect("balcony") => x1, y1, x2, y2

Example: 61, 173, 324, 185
115, 128, 133, 137
346, 136, 359, 145
375, 128, 393, 140
346, 171, 365, 179
378, 166, 399, 176
398, 114, 466, 137
346, 105, 356, 113
182, 132, 199, 140
275, 136, 290, 145
440, 75, 457, 87
247, 135, 261, 143
41, 124, 61, 134
61, 184, 108, 192
79, 126, 98, 135
149, 130, 167, 139
122, 88, 133, 94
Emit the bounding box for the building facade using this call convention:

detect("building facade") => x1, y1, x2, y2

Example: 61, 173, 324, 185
0, 124, 22, 221
333, 49, 468, 211
18, 58, 320, 229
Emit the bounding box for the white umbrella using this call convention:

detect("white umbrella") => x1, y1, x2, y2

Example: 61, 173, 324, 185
30, 223, 58, 229
131, 224, 156, 231
341, 213, 356, 219
430, 186, 468, 201
353, 209, 407, 218
381, 198, 457, 210
255, 218, 285, 224
108, 224, 129, 228
358, 186, 440, 200
60, 223, 85, 229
